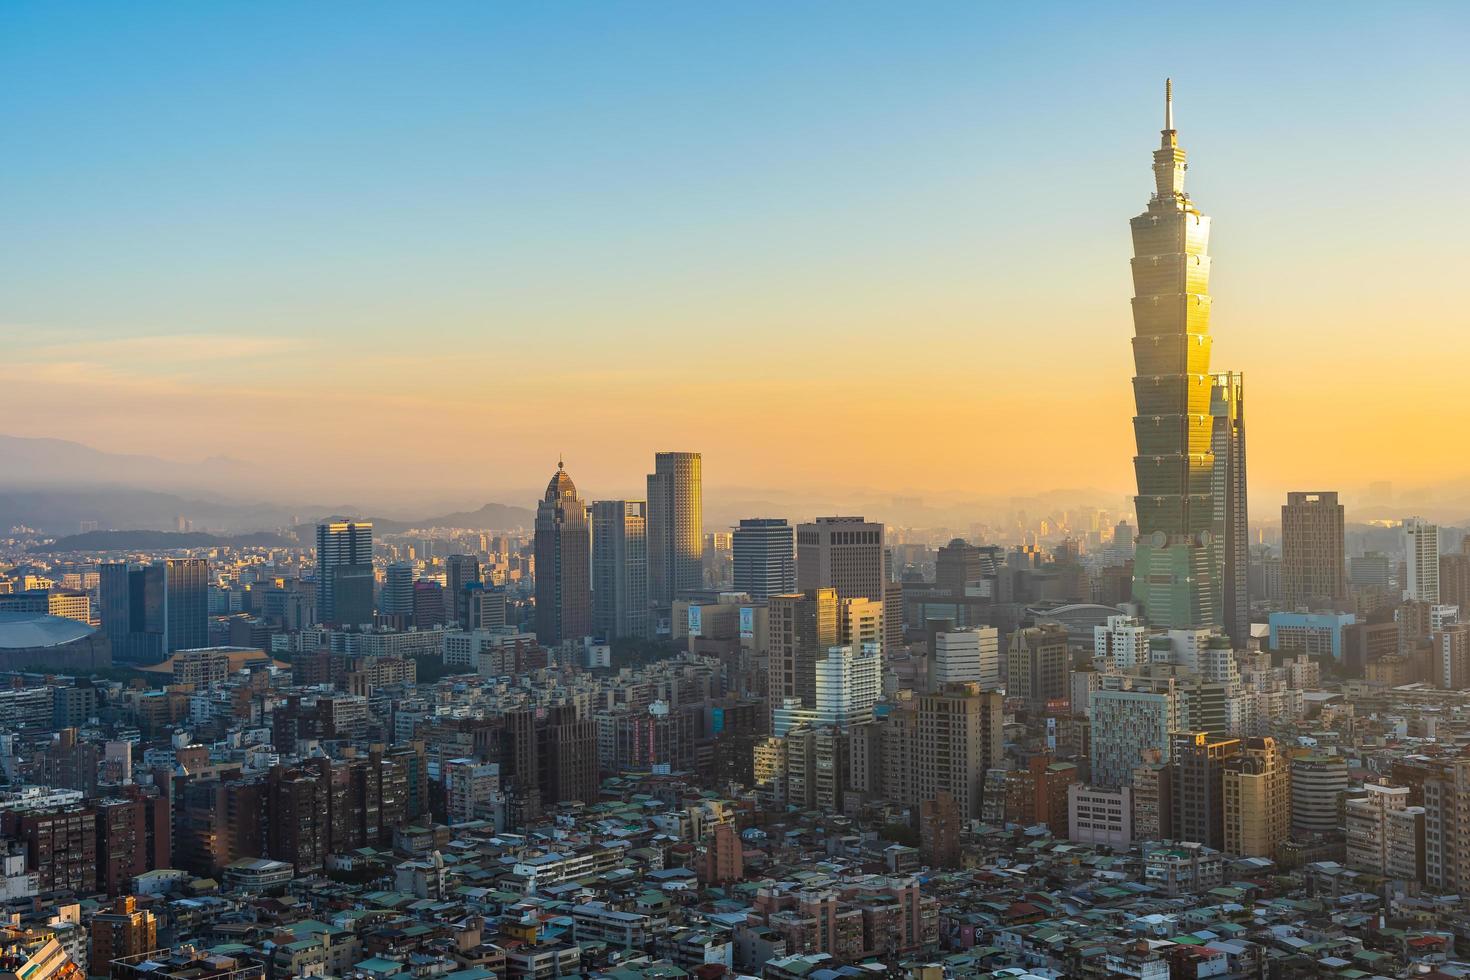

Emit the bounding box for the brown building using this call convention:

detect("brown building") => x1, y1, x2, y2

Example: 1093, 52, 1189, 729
1171, 732, 1240, 851
95, 797, 149, 896
1281, 492, 1347, 606
700, 821, 744, 886
90, 896, 157, 969
1006, 624, 1070, 708
2, 804, 97, 894
920, 791, 962, 868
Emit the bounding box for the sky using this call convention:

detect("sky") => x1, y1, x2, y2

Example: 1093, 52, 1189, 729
2, 3, 1467, 519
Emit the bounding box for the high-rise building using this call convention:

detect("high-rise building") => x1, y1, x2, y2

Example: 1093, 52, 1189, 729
315, 520, 374, 627
1221, 736, 1289, 859
1439, 548, 1470, 616
98, 558, 209, 663
838, 596, 884, 659
1291, 754, 1349, 839
935, 539, 991, 594
1089, 687, 1177, 790
1405, 517, 1440, 603
1007, 624, 1070, 707
1095, 615, 1152, 673
445, 554, 481, 626
591, 500, 650, 640
1281, 493, 1347, 606
647, 452, 704, 610
796, 516, 886, 603
1345, 783, 1413, 877
1210, 372, 1248, 644
1171, 731, 1240, 851
1128, 80, 1219, 632
732, 519, 796, 599
412, 580, 447, 628
533, 461, 592, 646
767, 589, 839, 717
773, 644, 882, 736
932, 627, 1001, 690
1424, 759, 1470, 892
916, 682, 1005, 824
90, 897, 157, 970
381, 562, 415, 620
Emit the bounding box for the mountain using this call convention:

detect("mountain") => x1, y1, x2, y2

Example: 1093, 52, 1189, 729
0, 434, 258, 491
30, 529, 297, 553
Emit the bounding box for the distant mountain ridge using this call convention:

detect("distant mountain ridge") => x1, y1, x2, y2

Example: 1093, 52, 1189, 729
30, 529, 296, 553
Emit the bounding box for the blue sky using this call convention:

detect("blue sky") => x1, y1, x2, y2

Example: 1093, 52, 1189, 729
1, 3, 1466, 511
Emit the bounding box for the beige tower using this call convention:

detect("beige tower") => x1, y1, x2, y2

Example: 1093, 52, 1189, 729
1222, 736, 1290, 859
916, 682, 1004, 823
797, 516, 886, 603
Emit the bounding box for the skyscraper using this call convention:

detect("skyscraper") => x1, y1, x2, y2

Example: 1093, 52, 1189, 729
1006, 624, 1070, 708
591, 499, 649, 640
767, 589, 839, 718
1171, 731, 1240, 850
445, 554, 481, 626
1405, 517, 1440, 603
916, 682, 1005, 824
98, 558, 209, 663
732, 518, 796, 599
1210, 372, 1248, 643
381, 562, 416, 621
1281, 492, 1347, 607
315, 520, 374, 627
796, 516, 886, 603
1221, 736, 1289, 859
534, 460, 592, 646
1128, 80, 1219, 631
647, 452, 704, 612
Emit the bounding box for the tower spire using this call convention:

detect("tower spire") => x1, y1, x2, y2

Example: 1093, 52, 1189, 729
1165, 77, 1173, 131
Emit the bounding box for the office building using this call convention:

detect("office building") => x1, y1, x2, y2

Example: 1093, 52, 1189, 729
99, 558, 209, 663
1171, 732, 1240, 851
1127, 80, 1219, 631
773, 644, 881, 736
839, 596, 884, 659
534, 460, 592, 646
381, 562, 415, 620
315, 520, 374, 627
1210, 372, 1248, 644
1221, 736, 1289, 859
1291, 754, 1348, 838
1405, 517, 1440, 603
916, 682, 1004, 823
1268, 611, 1356, 661
591, 499, 649, 641
1007, 624, 1069, 707
767, 589, 839, 717
445, 554, 481, 626
1440, 548, 1470, 616
796, 516, 885, 603
1281, 492, 1347, 606
932, 627, 1000, 690
732, 519, 796, 599
647, 452, 704, 609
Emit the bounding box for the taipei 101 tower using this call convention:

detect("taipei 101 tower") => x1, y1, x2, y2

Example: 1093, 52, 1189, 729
1128, 80, 1239, 634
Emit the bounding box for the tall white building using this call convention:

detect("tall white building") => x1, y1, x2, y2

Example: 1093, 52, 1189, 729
772, 644, 880, 736
1405, 517, 1440, 603
1094, 615, 1150, 673
933, 627, 1001, 689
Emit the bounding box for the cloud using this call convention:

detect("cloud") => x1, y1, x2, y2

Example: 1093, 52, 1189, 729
11, 332, 309, 366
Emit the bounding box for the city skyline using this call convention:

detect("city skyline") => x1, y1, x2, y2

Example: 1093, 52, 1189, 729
2, 4, 1467, 515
